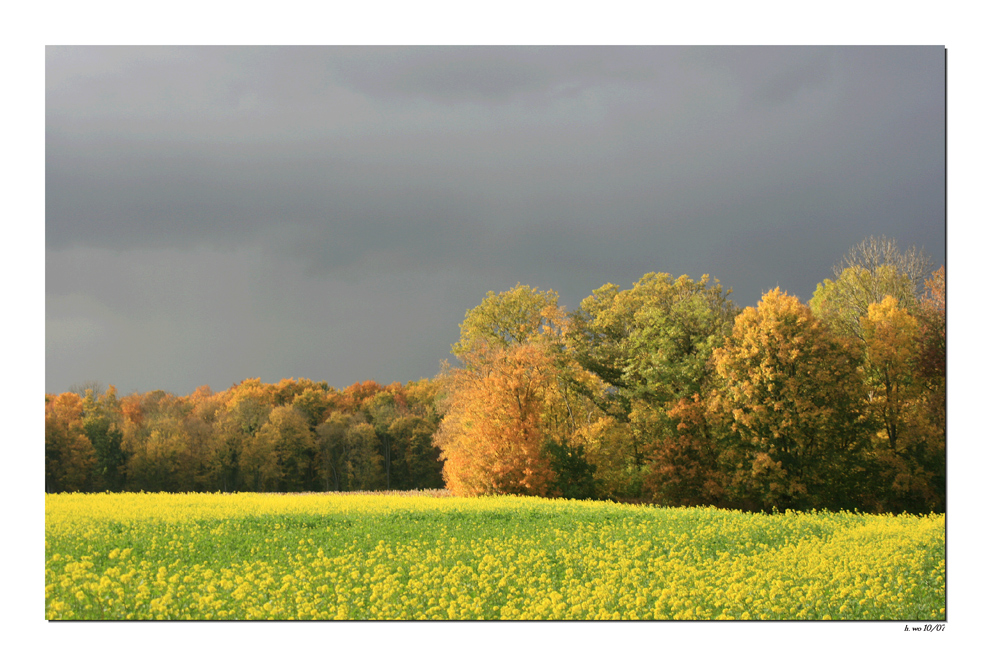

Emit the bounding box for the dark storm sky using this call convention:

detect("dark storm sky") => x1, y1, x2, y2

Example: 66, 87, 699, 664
45, 46, 946, 396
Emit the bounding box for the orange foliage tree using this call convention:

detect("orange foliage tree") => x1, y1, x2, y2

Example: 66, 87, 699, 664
642, 394, 728, 507
436, 342, 560, 496
45, 392, 96, 492
436, 284, 598, 498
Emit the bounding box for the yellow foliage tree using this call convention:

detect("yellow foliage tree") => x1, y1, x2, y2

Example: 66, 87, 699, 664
861, 296, 944, 511
712, 288, 870, 510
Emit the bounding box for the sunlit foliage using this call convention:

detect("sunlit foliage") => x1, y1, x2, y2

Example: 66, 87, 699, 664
45, 393, 96, 493
711, 288, 871, 511
569, 274, 737, 491
437, 285, 601, 498
46, 378, 445, 494
437, 343, 562, 496
45, 237, 944, 514
860, 297, 945, 512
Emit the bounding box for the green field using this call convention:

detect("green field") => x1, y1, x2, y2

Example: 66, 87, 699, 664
45, 492, 945, 620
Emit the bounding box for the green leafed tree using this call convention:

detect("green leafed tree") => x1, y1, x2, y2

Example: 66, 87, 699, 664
810, 235, 933, 340
81, 386, 126, 491
387, 415, 444, 490
451, 283, 566, 360
568, 273, 737, 498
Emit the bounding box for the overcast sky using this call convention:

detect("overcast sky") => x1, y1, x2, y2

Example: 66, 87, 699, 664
46, 46, 945, 396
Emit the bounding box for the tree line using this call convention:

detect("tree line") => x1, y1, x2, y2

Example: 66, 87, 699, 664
434, 236, 945, 513
45, 236, 945, 513
45, 377, 445, 494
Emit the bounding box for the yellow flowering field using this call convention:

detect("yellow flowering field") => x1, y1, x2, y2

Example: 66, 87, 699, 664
45, 493, 944, 620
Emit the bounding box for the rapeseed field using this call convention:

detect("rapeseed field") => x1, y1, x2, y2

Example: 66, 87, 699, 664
45, 493, 944, 620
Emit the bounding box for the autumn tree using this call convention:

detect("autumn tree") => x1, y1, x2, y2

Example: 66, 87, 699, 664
243, 405, 318, 491
387, 415, 444, 489
206, 409, 244, 492
45, 392, 97, 492
337, 380, 386, 413
918, 265, 945, 433
403, 378, 442, 424
807, 243, 945, 511
315, 413, 385, 491
196, 385, 273, 492
239, 427, 281, 491
292, 387, 331, 430
315, 412, 351, 491
860, 297, 944, 512
180, 386, 224, 490
811, 236, 933, 340
70, 381, 106, 399
711, 288, 871, 511
266, 377, 330, 407
379, 379, 446, 490
642, 394, 728, 507
345, 422, 386, 490
569, 416, 637, 499
568, 273, 737, 499
861, 298, 922, 454
366, 391, 400, 489
437, 284, 598, 498
120, 391, 196, 491
915, 266, 946, 511
436, 342, 562, 497
45, 376, 445, 494
118, 388, 223, 491
225, 387, 273, 436
836, 235, 934, 293
917, 266, 946, 383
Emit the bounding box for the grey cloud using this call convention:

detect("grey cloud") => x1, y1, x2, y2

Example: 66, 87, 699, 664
330, 46, 664, 106
46, 46, 945, 395
46, 245, 476, 394
680, 46, 836, 107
